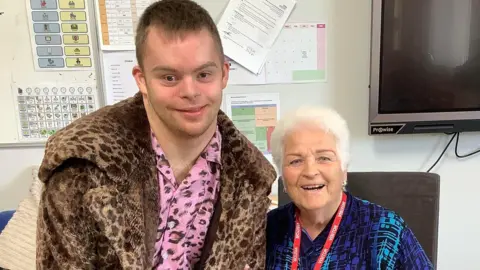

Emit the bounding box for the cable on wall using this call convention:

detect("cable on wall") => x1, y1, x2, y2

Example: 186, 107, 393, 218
426, 133, 457, 173
427, 132, 480, 172
454, 132, 480, 158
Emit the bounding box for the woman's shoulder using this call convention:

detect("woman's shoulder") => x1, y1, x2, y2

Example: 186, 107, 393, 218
346, 194, 433, 268
267, 202, 294, 224
348, 194, 408, 228
266, 203, 295, 238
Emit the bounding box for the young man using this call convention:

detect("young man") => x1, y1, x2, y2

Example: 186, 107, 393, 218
36, 0, 276, 269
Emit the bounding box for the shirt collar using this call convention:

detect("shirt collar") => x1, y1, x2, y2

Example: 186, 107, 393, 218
150, 126, 222, 166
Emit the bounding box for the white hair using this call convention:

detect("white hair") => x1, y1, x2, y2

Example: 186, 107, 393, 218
270, 106, 350, 174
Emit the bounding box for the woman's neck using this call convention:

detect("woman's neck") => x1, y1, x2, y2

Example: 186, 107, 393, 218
298, 193, 343, 239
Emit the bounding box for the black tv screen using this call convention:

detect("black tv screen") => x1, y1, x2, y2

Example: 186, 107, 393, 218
369, 0, 480, 135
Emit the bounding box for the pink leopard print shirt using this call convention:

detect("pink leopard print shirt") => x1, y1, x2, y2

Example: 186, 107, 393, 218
151, 127, 221, 269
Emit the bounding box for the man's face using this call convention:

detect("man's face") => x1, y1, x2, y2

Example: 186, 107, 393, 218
133, 27, 229, 138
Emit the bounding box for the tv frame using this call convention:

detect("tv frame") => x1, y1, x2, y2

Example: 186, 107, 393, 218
368, 0, 480, 135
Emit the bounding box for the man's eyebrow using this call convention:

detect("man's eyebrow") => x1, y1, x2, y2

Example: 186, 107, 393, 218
151, 65, 177, 73
193, 61, 218, 72
151, 61, 218, 73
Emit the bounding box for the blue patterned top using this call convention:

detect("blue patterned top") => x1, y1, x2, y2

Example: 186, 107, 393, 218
266, 192, 433, 270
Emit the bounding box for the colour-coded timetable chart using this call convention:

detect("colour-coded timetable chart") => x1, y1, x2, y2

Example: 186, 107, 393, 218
231, 106, 276, 153
225, 93, 280, 154
26, 0, 94, 71
265, 23, 327, 84
96, 0, 156, 50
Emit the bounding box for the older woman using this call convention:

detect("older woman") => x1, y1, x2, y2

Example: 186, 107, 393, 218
266, 106, 433, 270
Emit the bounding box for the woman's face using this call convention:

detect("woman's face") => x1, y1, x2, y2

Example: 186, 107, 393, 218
282, 125, 345, 212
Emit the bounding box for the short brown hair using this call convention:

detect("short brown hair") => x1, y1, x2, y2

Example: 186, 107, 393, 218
135, 0, 224, 68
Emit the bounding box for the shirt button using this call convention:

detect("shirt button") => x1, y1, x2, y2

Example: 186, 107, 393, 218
162, 251, 168, 260
168, 221, 175, 229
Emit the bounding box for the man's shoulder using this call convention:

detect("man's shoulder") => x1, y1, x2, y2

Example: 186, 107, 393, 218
44, 158, 105, 187
38, 93, 151, 183
216, 110, 277, 190
46, 93, 142, 140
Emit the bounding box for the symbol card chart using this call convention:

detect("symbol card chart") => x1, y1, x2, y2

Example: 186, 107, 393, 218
26, 0, 94, 70
12, 84, 100, 142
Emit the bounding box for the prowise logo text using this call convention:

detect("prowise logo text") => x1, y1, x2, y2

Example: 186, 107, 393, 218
370, 125, 404, 134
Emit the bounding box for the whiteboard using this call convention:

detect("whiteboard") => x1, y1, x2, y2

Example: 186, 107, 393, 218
0, 0, 330, 148
0, 0, 104, 147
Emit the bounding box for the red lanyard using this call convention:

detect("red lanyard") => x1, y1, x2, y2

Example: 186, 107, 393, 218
291, 192, 347, 270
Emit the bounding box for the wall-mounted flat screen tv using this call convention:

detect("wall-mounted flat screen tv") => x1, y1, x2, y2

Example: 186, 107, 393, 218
369, 0, 480, 135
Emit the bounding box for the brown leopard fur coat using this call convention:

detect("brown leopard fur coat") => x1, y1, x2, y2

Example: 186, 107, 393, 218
36, 93, 277, 269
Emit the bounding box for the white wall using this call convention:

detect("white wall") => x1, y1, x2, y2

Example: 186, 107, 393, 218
0, 147, 45, 210
0, 0, 479, 269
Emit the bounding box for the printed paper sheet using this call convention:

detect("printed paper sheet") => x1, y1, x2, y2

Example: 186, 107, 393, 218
217, 0, 296, 74
95, 0, 156, 50
227, 57, 266, 85
225, 93, 280, 154
102, 51, 139, 105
